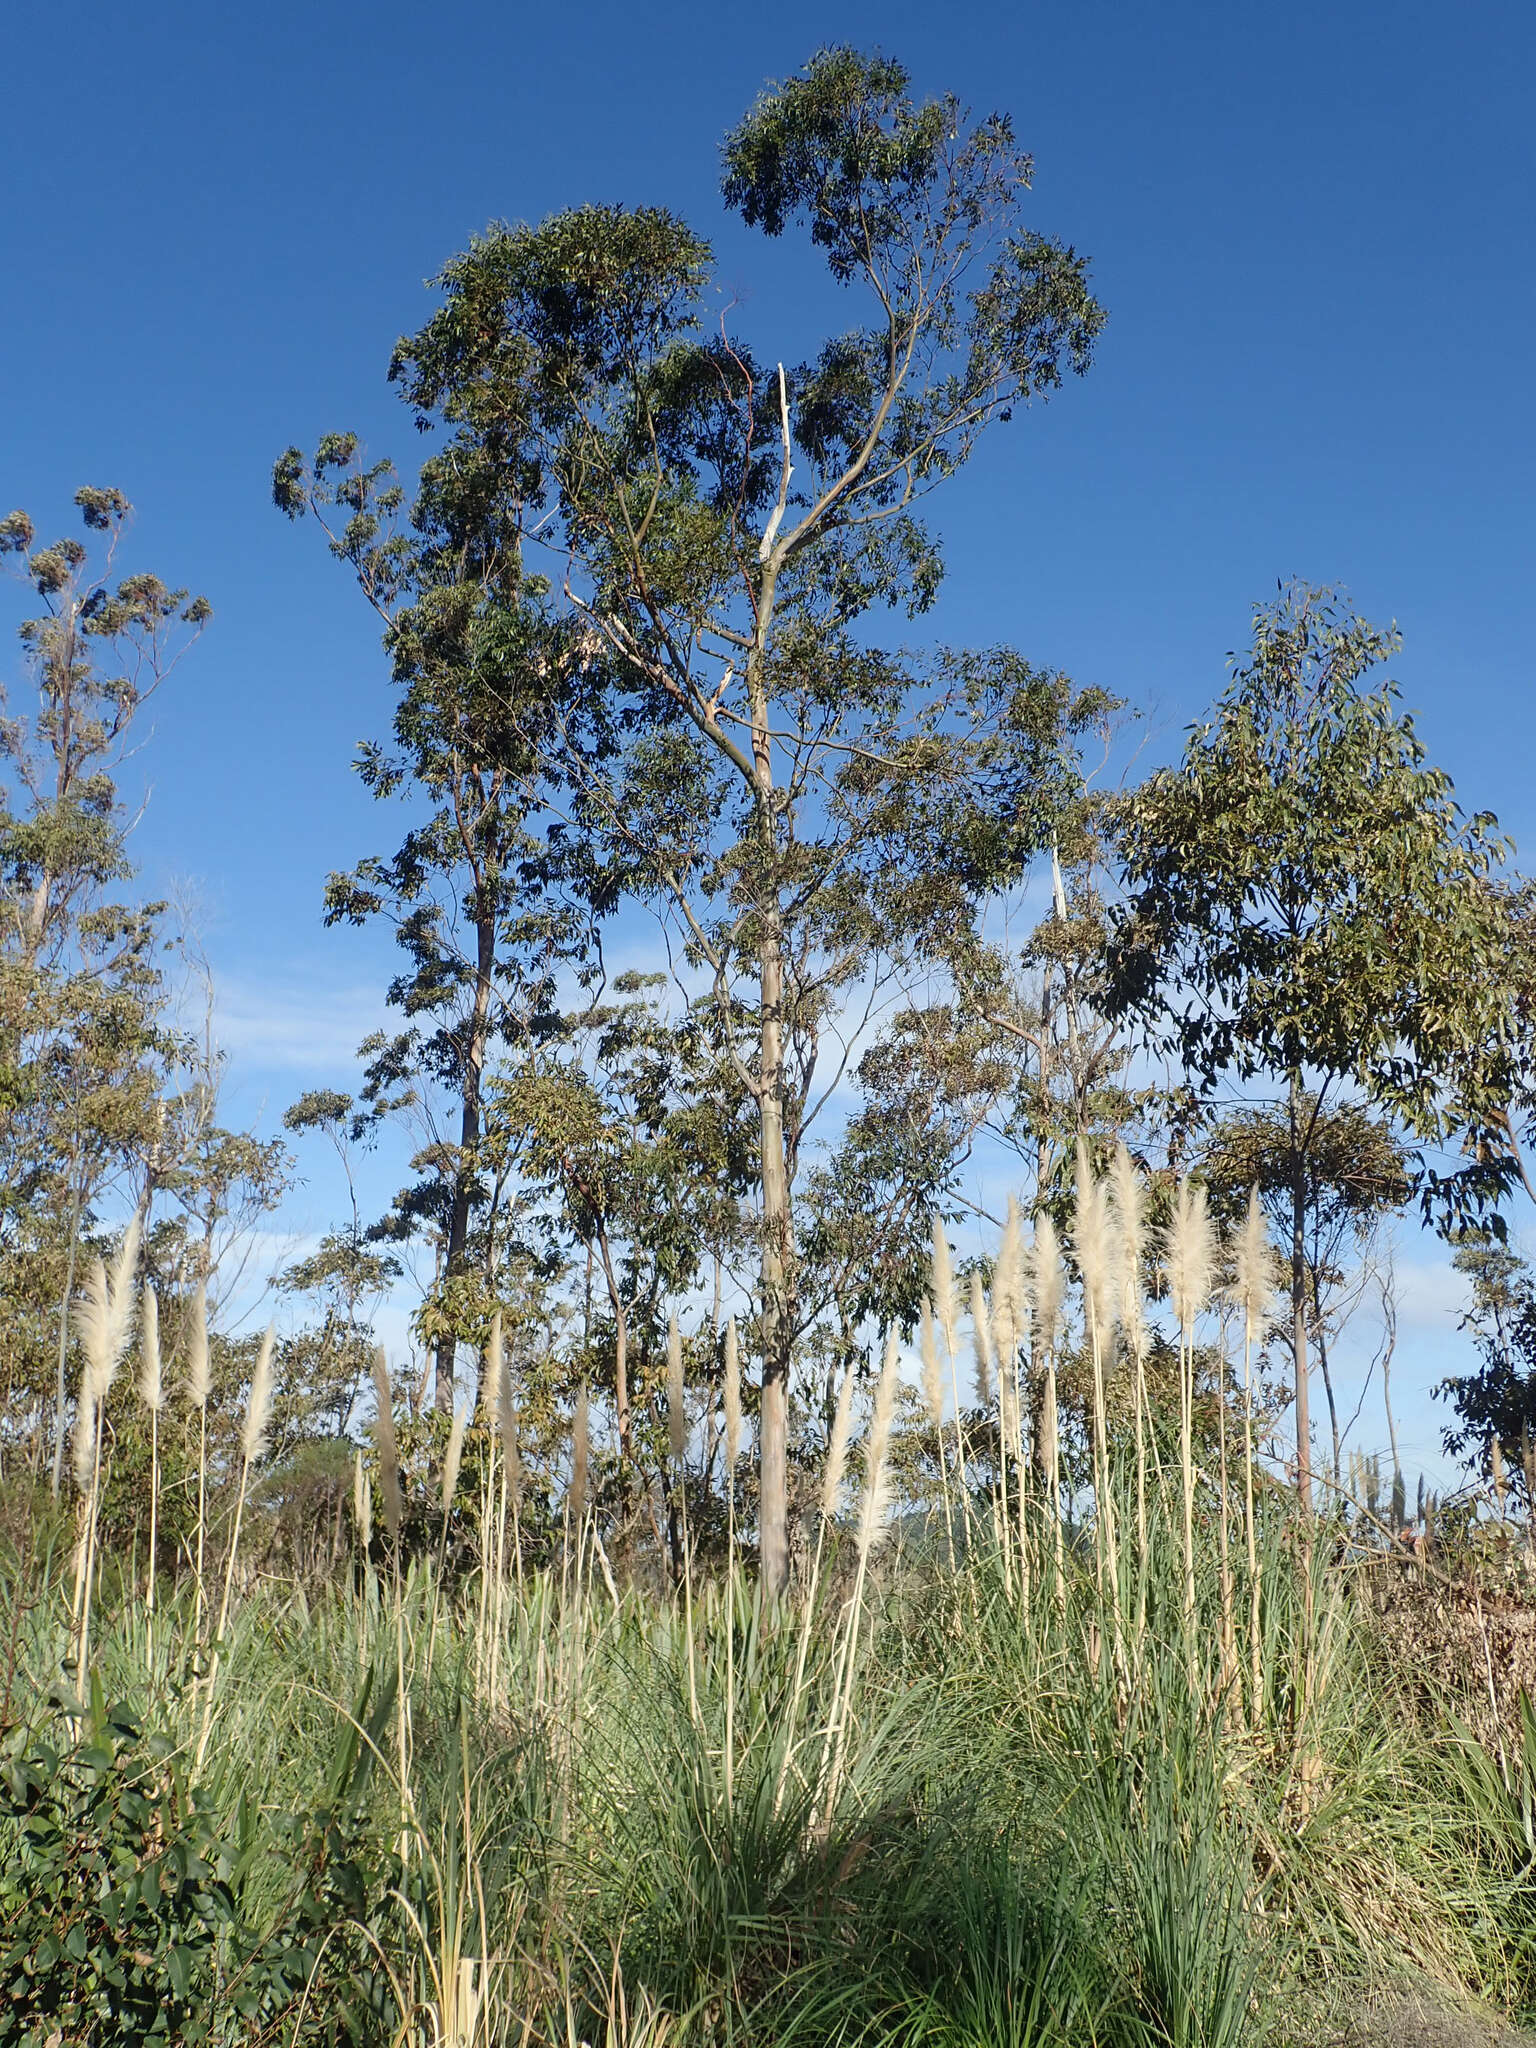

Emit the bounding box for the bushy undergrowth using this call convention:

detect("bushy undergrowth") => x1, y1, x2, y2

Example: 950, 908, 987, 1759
4, 1488, 1536, 2048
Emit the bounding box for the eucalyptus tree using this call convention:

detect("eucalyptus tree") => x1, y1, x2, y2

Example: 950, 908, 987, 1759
273, 435, 600, 1410
1108, 584, 1524, 1513
0, 490, 211, 1478
379, 49, 1107, 1586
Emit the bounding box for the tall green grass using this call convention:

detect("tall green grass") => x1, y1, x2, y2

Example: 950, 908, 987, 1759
2, 1465, 1530, 2048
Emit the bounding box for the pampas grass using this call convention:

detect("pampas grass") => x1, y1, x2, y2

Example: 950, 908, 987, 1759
482, 1311, 504, 1422
857, 1328, 901, 1564
140, 1283, 164, 1619
440, 1401, 468, 1574
186, 1278, 212, 1643
822, 1364, 857, 1525
199, 1322, 276, 1769
821, 1331, 902, 1822
1110, 1143, 1151, 1645
931, 1224, 969, 1539
1235, 1187, 1274, 1724
969, 1269, 993, 1416
70, 1213, 141, 1689
1032, 1210, 1067, 1607
1166, 1177, 1213, 1668
919, 1297, 944, 1430
70, 1258, 109, 1496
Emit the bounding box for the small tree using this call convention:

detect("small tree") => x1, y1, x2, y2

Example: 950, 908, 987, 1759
1437, 1236, 1536, 1507
1109, 584, 1522, 1514
1203, 1097, 1409, 1490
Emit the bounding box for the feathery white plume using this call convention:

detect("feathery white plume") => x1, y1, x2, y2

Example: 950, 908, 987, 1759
991, 1196, 1025, 1374
185, 1281, 211, 1410
1109, 1142, 1146, 1354
1074, 1139, 1119, 1341
103, 1212, 141, 1390
482, 1310, 504, 1421
931, 1218, 958, 1362
442, 1401, 468, 1513
919, 1296, 944, 1427
723, 1317, 743, 1467
139, 1283, 164, 1414
241, 1324, 276, 1465
1166, 1177, 1214, 1332
1234, 1188, 1275, 1329
821, 1364, 856, 1521
970, 1268, 993, 1410
73, 1255, 110, 1407
856, 1328, 902, 1561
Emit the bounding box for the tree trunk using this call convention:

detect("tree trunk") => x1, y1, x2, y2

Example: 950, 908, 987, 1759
745, 589, 793, 1598
1312, 1265, 1343, 1493
757, 919, 792, 1596
435, 908, 495, 1413
594, 1223, 631, 1461
1289, 1075, 1313, 1516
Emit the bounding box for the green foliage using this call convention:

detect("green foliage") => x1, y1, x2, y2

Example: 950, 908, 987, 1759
0, 1693, 233, 2042
0, 1673, 407, 2047
1109, 582, 1522, 1236
1437, 1237, 1536, 1496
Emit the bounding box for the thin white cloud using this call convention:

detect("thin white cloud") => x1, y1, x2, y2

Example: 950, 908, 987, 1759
213, 976, 385, 1075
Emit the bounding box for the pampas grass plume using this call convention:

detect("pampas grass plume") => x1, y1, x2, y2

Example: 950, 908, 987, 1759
992, 1196, 1024, 1371
139, 1283, 164, 1414
71, 1257, 110, 1491
483, 1310, 504, 1422
353, 1446, 372, 1550
723, 1317, 742, 1467
919, 1296, 943, 1428
857, 1329, 901, 1562
1167, 1176, 1214, 1331
242, 1324, 276, 1466
371, 1346, 402, 1544
103, 1212, 141, 1386
442, 1400, 468, 1512
821, 1364, 856, 1521
931, 1218, 957, 1360
970, 1269, 993, 1410
1235, 1188, 1275, 1328
186, 1281, 211, 1411
1074, 1139, 1119, 1339
1109, 1142, 1146, 1348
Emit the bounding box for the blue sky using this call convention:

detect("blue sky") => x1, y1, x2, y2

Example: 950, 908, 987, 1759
5, 0, 1534, 1483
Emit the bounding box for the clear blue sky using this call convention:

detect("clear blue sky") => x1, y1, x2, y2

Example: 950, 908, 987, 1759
5, 0, 1534, 1479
